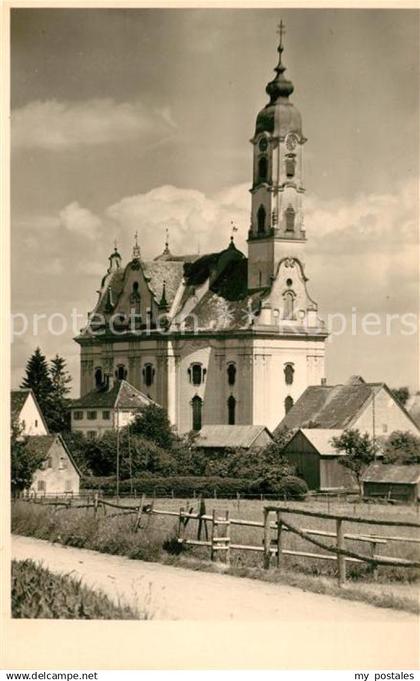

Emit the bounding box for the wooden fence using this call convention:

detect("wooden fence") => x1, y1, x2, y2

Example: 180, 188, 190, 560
16, 495, 420, 586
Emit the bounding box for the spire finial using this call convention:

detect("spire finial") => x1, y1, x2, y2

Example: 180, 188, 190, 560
230, 220, 238, 245
113, 238, 118, 252
277, 20, 286, 55
265, 20, 294, 103
132, 230, 141, 260
165, 228, 169, 250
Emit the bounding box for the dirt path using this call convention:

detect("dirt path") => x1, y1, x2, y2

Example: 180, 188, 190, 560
12, 534, 417, 623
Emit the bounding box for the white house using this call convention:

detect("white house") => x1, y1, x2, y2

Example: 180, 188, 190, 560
70, 379, 155, 438
11, 389, 48, 436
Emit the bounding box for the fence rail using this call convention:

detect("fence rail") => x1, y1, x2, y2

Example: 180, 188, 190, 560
15, 495, 420, 586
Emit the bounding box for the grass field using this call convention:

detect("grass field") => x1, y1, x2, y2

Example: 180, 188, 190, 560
11, 496, 420, 614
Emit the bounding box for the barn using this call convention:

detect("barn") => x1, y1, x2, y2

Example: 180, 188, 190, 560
362, 464, 420, 503
193, 425, 273, 455
282, 428, 356, 491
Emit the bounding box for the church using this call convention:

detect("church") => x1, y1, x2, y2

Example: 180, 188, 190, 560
74, 26, 328, 434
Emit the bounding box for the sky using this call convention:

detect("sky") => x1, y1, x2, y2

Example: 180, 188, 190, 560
10, 8, 419, 396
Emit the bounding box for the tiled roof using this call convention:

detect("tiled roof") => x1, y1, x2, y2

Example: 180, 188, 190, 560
142, 260, 185, 304
11, 390, 30, 418
407, 393, 420, 428
299, 428, 344, 456
276, 382, 383, 433
362, 463, 420, 485
194, 425, 272, 449
71, 380, 155, 410
25, 435, 56, 459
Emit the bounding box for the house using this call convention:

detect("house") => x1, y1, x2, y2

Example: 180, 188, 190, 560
282, 429, 356, 490
74, 29, 328, 435
193, 425, 273, 454
70, 379, 155, 438
25, 434, 81, 497
362, 464, 420, 504
406, 393, 420, 429
275, 376, 420, 439
11, 389, 48, 436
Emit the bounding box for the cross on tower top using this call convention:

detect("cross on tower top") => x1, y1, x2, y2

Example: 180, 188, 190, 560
277, 20, 286, 49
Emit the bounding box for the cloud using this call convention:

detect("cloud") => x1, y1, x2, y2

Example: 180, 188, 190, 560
12, 98, 177, 151
59, 202, 102, 241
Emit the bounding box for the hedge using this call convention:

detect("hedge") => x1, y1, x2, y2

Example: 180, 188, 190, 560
81, 475, 307, 499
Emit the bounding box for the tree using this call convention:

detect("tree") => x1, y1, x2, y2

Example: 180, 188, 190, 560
331, 429, 377, 492
20, 348, 53, 414
130, 404, 175, 450
391, 387, 410, 407
10, 418, 45, 494
383, 430, 420, 465
48, 355, 72, 432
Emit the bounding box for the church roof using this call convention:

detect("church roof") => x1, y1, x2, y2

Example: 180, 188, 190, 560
71, 380, 155, 410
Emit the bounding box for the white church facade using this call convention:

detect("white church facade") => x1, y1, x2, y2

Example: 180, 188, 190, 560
75, 28, 328, 434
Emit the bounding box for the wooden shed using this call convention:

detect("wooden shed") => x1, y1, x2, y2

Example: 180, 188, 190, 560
282, 428, 356, 491
362, 464, 420, 503
193, 425, 273, 454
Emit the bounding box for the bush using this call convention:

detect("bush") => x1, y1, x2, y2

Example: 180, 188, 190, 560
11, 559, 140, 619
82, 474, 310, 498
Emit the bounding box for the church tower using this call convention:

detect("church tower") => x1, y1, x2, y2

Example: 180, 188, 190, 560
248, 22, 306, 290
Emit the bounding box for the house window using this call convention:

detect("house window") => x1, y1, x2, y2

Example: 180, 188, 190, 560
257, 205, 266, 233
382, 424, 388, 434
65, 480, 72, 492
87, 411, 97, 420
285, 396, 294, 414
286, 157, 295, 178
102, 410, 110, 420
47, 457, 53, 469
192, 395, 203, 431
284, 363, 295, 385
188, 363, 206, 386
34, 419, 38, 427
87, 431, 97, 440
143, 363, 155, 387
258, 156, 268, 182
283, 291, 295, 320
95, 367, 103, 388
227, 395, 236, 425
59, 457, 67, 470
73, 410, 83, 420
227, 363, 237, 386
37, 480, 46, 492
116, 364, 127, 380
285, 205, 295, 231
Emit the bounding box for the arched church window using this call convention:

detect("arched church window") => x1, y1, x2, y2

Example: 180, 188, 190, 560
192, 395, 203, 431
283, 291, 295, 320
227, 395, 236, 425
258, 156, 268, 182
188, 363, 206, 386
285, 396, 294, 414
116, 364, 127, 381
227, 362, 236, 386
285, 205, 295, 231
286, 157, 296, 178
95, 367, 103, 388
143, 363, 155, 387
257, 205, 266, 234
284, 363, 295, 385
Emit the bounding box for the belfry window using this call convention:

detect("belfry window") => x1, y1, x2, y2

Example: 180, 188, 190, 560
143, 363, 155, 387
192, 395, 203, 431
188, 363, 206, 386
227, 395, 236, 425
286, 157, 296, 178
284, 363, 295, 385
285, 205, 295, 231
116, 364, 127, 380
258, 156, 268, 182
227, 362, 236, 386
95, 367, 103, 388
285, 396, 294, 414
257, 205, 266, 234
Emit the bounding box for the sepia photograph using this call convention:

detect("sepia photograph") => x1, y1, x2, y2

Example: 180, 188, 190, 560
3, 3, 420, 673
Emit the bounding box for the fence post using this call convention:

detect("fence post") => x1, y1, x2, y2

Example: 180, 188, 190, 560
370, 541, 378, 580
276, 511, 283, 568
336, 518, 346, 586
178, 506, 186, 546
134, 493, 146, 532
94, 492, 99, 517
263, 508, 271, 569
210, 509, 216, 561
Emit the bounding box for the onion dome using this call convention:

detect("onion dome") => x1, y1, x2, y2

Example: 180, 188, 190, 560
255, 22, 303, 139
